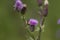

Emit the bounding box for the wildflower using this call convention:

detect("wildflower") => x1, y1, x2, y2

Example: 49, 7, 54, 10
37, 0, 42, 6
28, 19, 38, 26
57, 19, 60, 24
14, 0, 23, 11
28, 19, 38, 32
14, 0, 27, 13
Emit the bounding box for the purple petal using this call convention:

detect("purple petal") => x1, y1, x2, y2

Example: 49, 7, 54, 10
57, 19, 60, 24
29, 19, 38, 26
14, 0, 24, 10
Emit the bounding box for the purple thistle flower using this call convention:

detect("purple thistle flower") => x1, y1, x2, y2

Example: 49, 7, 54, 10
37, 0, 42, 6
28, 19, 38, 32
28, 19, 38, 26
14, 0, 24, 11
57, 19, 60, 24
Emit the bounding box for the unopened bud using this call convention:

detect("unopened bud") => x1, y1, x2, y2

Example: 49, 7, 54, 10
37, 0, 42, 6
43, 0, 48, 17
14, 0, 24, 12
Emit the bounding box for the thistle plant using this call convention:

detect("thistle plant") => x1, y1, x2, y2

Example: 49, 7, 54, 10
38, 0, 49, 32
57, 19, 60, 24
27, 19, 38, 32
13, 0, 24, 12
13, 0, 49, 40
37, 0, 49, 40
17, 0, 48, 40
25, 19, 38, 40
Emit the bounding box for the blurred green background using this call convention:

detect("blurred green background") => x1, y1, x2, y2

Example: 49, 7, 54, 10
0, 0, 60, 40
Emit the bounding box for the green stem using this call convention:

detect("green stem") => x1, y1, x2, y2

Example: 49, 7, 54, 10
37, 27, 41, 40
27, 30, 35, 40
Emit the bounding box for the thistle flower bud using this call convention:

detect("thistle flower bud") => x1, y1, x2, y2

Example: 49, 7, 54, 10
14, 0, 24, 12
28, 19, 38, 32
43, 5, 48, 17
28, 19, 38, 26
37, 0, 42, 6
43, 0, 48, 17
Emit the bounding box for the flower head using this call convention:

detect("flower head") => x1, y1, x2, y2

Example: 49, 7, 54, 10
14, 0, 24, 11
28, 19, 38, 26
57, 19, 60, 24
27, 19, 38, 32
43, 0, 48, 17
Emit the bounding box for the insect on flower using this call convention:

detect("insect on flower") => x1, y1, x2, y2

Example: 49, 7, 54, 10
37, 0, 42, 6
14, 0, 23, 11
27, 19, 38, 32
